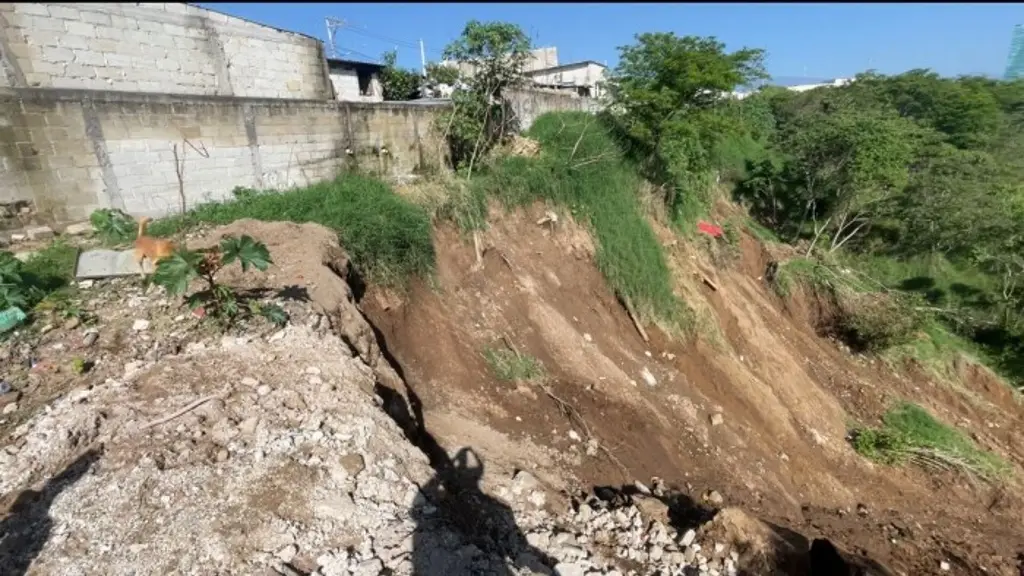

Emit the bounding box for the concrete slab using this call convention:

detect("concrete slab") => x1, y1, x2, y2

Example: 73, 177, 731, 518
74, 249, 154, 279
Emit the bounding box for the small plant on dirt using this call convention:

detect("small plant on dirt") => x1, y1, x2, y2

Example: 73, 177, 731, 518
70, 356, 92, 375
152, 235, 287, 328
482, 345, 544, 382
850, 401, 1009, 481
0, 252, 29, 310
34, 288, 91, 324
89, 208, 137, 245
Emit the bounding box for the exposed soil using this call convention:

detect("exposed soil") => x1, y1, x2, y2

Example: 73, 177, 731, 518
361, 202, 1024, 576
2, 209, 1023, 575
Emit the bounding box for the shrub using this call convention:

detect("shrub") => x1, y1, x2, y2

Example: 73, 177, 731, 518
152, 234, 287, 328
149, 174, 435, 288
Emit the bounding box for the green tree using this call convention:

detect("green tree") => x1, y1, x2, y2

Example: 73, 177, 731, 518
439, 20, 532, 170
605, 33, 768, 222
379, 50, 421, 101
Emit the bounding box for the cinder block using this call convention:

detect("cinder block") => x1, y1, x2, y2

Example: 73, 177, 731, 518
79, 10, 112, 26
21, 72, 49, 87
109, 15, 139, 30
63, 63, 94, 79
14, 3, 51, 16
47, 5, 81, 19
136, 19, 163, 33
95, 25, 126, 40
41, 46, 75, 63
64, 21, 96, 37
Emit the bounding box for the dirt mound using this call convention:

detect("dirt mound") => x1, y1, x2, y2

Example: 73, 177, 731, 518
361, 202, 1024, 576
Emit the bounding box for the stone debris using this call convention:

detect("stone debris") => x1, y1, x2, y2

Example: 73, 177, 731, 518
0, 227, 751, 576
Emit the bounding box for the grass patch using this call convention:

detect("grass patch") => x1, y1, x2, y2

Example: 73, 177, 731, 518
21, 239, 77, 295
851, 401, 1009, 481
149, 174, 435, 287
482, 346, 544, 382
468, 111, 692, 331
743, 217, 781, 244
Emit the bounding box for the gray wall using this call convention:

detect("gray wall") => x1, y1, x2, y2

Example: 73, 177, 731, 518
0, 88, 449, 222
0, 3, 333, 99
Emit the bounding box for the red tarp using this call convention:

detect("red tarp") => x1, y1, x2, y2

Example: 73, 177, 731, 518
697, 220, 724, 238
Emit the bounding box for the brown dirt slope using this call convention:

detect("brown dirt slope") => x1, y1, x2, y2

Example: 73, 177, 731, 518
361, 202, 1024, 576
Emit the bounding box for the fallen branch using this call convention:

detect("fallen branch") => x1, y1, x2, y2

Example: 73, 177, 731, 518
501, 333, 522, 359
537, 382, 629, 480
471, 231, 484, 272
621, 296, 649, 343
700, 274, 719, 292
141, 393, 224, 430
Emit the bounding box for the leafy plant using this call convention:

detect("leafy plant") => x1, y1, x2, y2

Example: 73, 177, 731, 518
0, 252, 28, 310
152, 235, 287, 328
89, 208, 137, 245
482, 346, 544, 382
438, 20, 532, 170
380, 50, 422, 101
850, 401, 1009, 481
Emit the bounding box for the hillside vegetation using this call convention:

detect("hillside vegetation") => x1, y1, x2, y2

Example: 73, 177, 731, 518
724, 73, 1024, 387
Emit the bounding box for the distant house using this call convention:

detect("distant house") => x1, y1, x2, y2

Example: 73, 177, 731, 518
526, 60, 608, 98
327, 58, 384, 102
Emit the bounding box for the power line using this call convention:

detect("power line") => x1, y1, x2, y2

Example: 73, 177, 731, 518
342, 21, 447, 61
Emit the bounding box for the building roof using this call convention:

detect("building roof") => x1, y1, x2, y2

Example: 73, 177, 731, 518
526, 60, 607, 75
327, 58, 386, 72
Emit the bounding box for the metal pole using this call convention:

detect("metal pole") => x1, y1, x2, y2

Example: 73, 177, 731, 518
419, 39, 427, 75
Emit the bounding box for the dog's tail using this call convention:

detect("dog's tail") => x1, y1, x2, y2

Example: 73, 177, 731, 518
136, 216, 151, 239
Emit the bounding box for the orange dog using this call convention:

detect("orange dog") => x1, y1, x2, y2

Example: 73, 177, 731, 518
132, 216, 176, 276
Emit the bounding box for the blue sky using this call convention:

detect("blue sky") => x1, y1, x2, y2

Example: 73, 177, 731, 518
201, 3, 1021, 81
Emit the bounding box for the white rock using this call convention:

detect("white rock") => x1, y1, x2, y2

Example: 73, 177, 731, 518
26, 225, 54, 240
553, 562, 588, 576
568, 429, 582, 442
940, 561, 950, 571
641, 367, 657, 387
680, 529, 697, 546
275, 544, 298, 563
132, 319, 150, 332
2, 402, 17, 414
64, 222, 93, 236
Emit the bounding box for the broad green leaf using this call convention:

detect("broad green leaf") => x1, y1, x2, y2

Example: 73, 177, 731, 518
220, 235, 272, 272
152, 250, 202, 296
257, 303, 288, 326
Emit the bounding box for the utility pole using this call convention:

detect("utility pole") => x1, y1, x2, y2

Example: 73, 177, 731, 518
419, 39, 427, 75
324, 17, 345, 58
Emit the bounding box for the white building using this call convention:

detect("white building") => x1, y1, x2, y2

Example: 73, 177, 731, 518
327, 58, 384, 103
526, 60, 608, 98
785, 77, 853, 93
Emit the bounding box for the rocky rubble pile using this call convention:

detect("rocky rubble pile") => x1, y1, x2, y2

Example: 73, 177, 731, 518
0, 312, 746, 576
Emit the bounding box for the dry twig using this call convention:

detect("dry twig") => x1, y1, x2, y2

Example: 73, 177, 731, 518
622, 296, 650, 343
141, 393, 224, 430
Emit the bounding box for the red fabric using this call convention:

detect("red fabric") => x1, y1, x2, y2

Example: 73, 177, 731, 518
697, 220, 724, 238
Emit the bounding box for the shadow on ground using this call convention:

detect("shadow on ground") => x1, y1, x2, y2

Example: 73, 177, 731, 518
376, 378, 556, 575
0, 447, 103, 576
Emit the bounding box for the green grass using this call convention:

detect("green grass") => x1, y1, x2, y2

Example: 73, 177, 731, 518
149, 174, 435, 287
851, 401, 1010, 481
482, 346, 544, 382
743, 217, 782, 244
21, 239, 78, 300
468, 111, 692, 331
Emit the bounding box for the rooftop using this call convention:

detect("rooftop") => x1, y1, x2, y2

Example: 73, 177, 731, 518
526, 60, 607, 75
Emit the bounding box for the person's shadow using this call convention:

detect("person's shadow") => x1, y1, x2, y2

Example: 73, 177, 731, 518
376, 381, 555, 575
0, 448, 103, 576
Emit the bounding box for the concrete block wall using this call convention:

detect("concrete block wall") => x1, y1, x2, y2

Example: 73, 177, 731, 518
0, 87, 449, 223
505, 88, 602, 131
329, 69, 383, 103
0, 3, 334, 100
